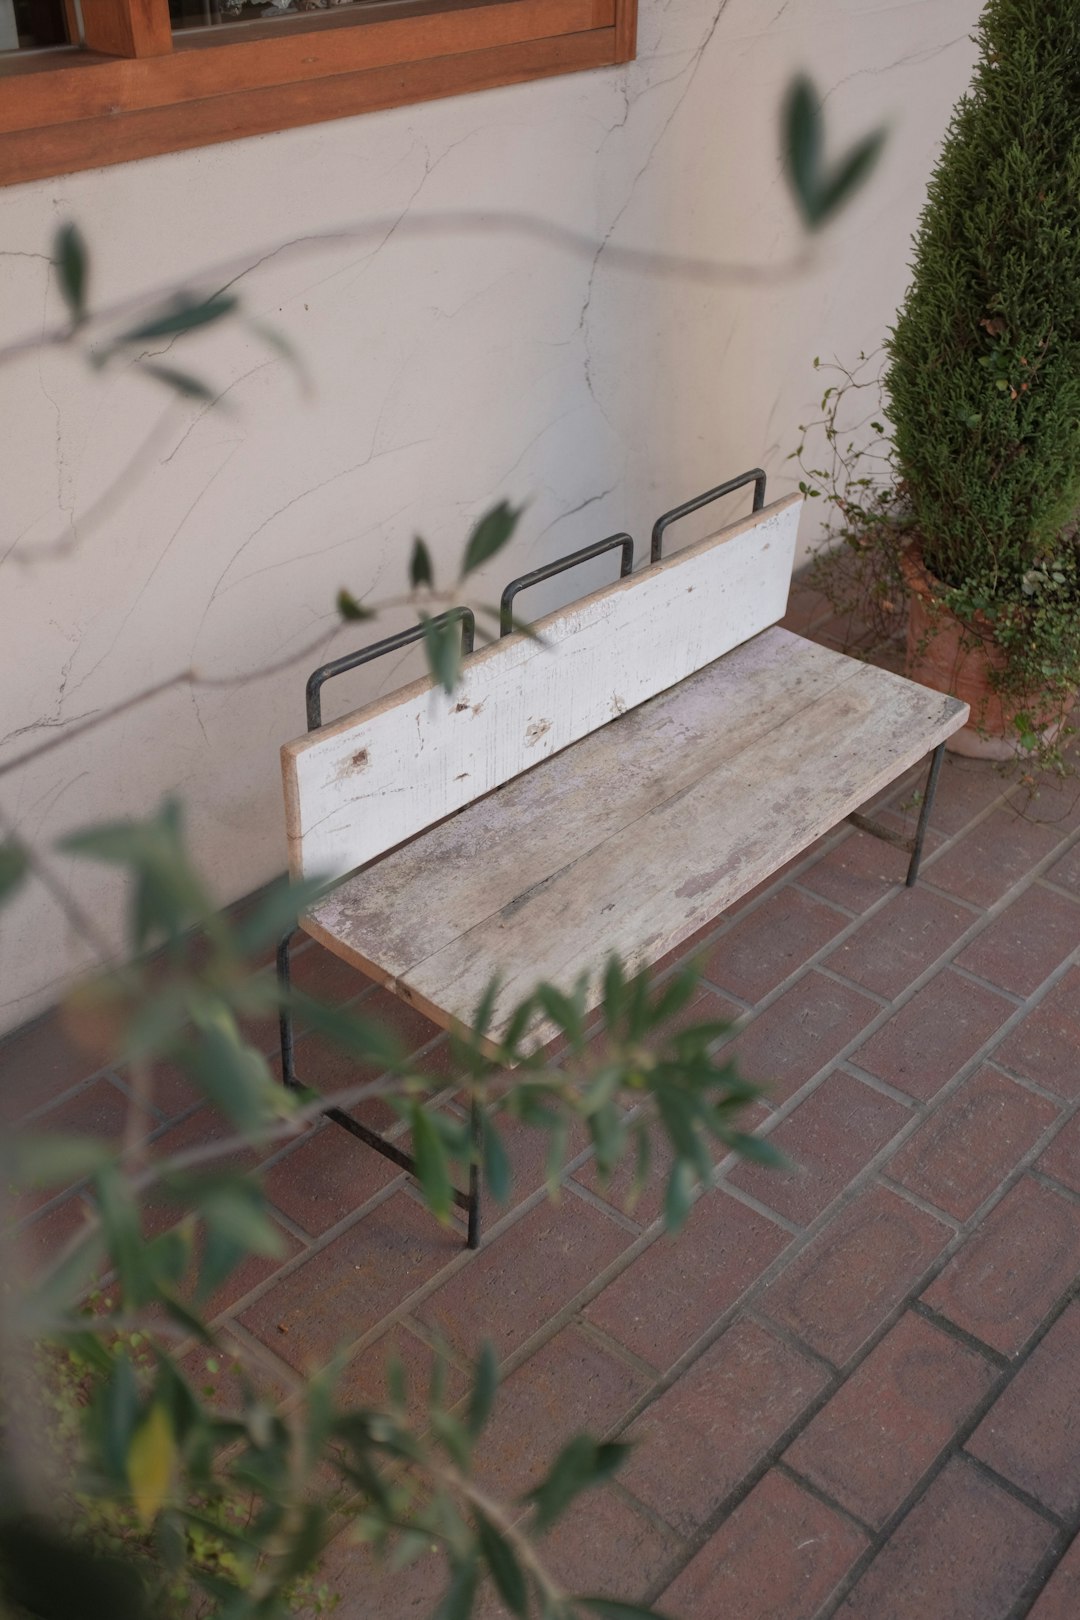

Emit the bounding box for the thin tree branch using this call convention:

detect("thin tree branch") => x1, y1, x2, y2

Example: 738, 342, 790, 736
0, 213, 815, 370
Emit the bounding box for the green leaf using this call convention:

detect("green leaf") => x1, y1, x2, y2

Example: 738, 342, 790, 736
476, 1514, 527, 1617
282, 989, 403, 1071
629, 1119, 651, 1210
782, 74, 885, 231
782, 76, 823, 228
95, 1165, 152, 1305
649, 963, 701, 1028
25, 1231, 109, 1331
337, 588, 375, 622
429, 1408, 471, 1472
10, 1132, 114, 1189
386, 1350, 408, 1410
54, 222, 88, 323
277, 1503, 326, 1583
526, 1437, 630, 1531
724, 1131, 789, 1170
422, 612, 463, 695
466, 1343, 498, 1440
535, 981, 585, 1046
601, 955, 626, 1029
159, 1290, 217, 1345
231, 873, 330, 955
143, 1225, 194, 1290
137, 362, 216, 401
98, 1352, 141, 1483
410, 536, 434, 589
662, 1159, 695, 1234
127, 1402, 177, 1525
411, 1103, 454, 1222
181, 1010, 284, 1132
119, 292, 239, 345
189, 1176, 286, 1258
545, 1115, 569, 1199
62, 798, 214, 951
0, 838, 28, 905
482, 1116, 512, 1205
195, 1226, 246, 1305
815, 128, 888, 227
469, 976, 501, 1042
434, 1557, 478, 1620
461, 500, 523, 578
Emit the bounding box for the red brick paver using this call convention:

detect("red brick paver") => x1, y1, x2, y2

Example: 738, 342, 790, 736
728, 1070, 910, 1225
967, 1302, 1080, 1518
584, 1188, 790, 1369
955, 885, 1080, 999
825, 886, 975, 999
660, 1469, 866, 1620
799, 825, 928, 914
836, 1456, 1055, 1619
724, 971, 880, 1105
416, 1193, 633, 1360
6, 630, 1080, 1619
885, 1065, 1060, 1219
239, 1191, 461, 1369
927, 806, 1067, 908
851, 969, 1016, 1102
620, 1316, 829, 1534
759, 1185, 952, 1367
1028, 1532, 1080, 1620
472, 1324, 649, 1497
784, 1311, 996, 1529
993, 966, 1080, 1096
922, 1175, 1080, 1357
703, 889, 849, 1002
1036, 1108, 1080, 1193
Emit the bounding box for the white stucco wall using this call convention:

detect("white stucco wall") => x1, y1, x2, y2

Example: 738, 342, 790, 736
0, 0, 980, 1033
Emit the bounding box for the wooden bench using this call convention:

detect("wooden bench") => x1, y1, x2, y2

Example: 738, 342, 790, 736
277, 471, 969, 1245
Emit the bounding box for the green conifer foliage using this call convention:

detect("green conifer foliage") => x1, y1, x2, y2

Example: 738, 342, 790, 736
885, 0, 1080, 591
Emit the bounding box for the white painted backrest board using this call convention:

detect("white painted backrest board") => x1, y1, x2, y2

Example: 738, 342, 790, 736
282, 493, 802, 881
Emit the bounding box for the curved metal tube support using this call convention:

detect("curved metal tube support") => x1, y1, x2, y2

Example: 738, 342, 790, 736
650, 468, 767, 563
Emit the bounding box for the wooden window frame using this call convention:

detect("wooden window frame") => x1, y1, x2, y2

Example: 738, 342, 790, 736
0, 0, 636, 186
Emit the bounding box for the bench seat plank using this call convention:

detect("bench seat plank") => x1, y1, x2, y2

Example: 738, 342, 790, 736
303, 627, 967, 1049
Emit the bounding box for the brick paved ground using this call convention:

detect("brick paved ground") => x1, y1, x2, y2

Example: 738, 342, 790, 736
4, 577, 1080, 1618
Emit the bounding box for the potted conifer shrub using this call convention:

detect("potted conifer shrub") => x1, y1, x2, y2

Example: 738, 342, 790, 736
802, 0, 1080, 763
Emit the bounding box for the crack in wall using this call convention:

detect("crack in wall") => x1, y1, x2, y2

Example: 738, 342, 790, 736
577, 0, 735, 422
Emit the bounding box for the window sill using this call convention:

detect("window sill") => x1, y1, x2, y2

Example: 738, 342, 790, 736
0, 0, 634, 186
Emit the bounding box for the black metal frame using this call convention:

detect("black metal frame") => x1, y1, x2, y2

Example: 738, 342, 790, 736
278, 607, 482, 1249
499, 532, 634, 635
849, 740, 945, 887
277, 471, 947, 1255
651, 468, 766, 563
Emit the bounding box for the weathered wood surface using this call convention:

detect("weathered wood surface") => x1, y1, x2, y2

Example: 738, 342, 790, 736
303, 627, 968, 1049
282, 495, 802, 879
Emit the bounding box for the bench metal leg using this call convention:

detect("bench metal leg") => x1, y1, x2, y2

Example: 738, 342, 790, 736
906, 742, 945, 888
467, 1099, 482, 1250
847, 742, 946, 888
276, 928, 481, 1248
277, 927, 301, 1091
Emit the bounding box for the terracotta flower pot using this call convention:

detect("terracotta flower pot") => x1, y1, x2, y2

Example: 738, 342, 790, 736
900, 546, 1069, 760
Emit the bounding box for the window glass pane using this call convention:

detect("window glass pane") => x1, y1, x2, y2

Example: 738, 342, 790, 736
170, 0, 370, 28
0, 0, 75, 52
